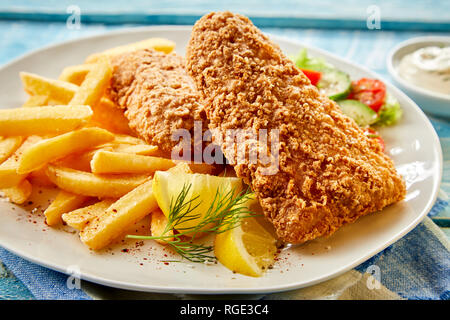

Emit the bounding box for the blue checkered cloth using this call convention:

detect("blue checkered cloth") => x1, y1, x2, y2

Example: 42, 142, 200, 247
0, 1, 449, 300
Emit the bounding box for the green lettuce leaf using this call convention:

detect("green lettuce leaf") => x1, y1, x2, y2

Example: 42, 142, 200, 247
376, 93, 403, 126
290, 48, 333, 71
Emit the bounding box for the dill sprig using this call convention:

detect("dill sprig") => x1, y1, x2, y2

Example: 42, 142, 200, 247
127, 183, 255, 263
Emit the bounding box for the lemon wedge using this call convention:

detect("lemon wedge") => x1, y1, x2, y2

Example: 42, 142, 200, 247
214, 196, 279, 277
152, 171, 243, 234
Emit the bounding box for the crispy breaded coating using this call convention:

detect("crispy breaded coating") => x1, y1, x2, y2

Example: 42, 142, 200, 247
186, 12, 406, 244
108, 48, 207, 154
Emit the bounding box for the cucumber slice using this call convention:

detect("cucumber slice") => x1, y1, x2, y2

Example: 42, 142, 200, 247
317, 68, 351, 101
337, 99, 378, 126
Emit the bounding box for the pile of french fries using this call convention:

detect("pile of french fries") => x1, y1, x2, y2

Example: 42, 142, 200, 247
0, 38, 212, 251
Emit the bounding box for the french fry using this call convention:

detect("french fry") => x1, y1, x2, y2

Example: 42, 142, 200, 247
62, 199, 115, 231
1, 179, 32, 205
90, 150, 175, 174
183, 162, 218, 175
0, 136, 41, 188
168, 162, 193, 175
58, 64, 93, 85
56, 149, 102, 172
22, 71, 130, 135
80, 178, 158, 249
124, 215, 151, 237
151, 208, 174, 244
21, 95, 52, 108
56, 139, 147, 172
60, 142, 157, 165
44, 190, 89, 226
20, 72, 78, 104
85, 38, 176, 64
0, 105, 93, 136
89, 97, 133, 135
79, 163, 191, 250
20, 72, 129, 135
112, 144, 158, 156
113, 134, 146, 145
28, 166, 55, 187
17, 127, 114, 174
0, 136, 23, 164
46, 164, 149, 198
69, 58, 112, 108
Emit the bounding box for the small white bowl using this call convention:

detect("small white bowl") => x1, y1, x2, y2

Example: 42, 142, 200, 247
387, 36, 450, 118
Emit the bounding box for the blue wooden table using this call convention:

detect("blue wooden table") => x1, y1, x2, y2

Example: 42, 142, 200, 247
0, 1, 449, 300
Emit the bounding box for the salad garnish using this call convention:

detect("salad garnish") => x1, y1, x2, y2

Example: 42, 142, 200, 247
291, 49, 403, 129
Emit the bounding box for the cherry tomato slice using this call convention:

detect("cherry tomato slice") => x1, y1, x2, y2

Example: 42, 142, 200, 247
351, 90, 386, 113
352, 78, 385, 92
300, 68, 322, 86
349, 78, 386, 113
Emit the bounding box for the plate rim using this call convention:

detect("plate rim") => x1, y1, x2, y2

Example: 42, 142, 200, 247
0, 25, 443, 294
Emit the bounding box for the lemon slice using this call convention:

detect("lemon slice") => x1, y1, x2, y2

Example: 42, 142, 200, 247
152, 171, 243, 234
214, 196, 279, 277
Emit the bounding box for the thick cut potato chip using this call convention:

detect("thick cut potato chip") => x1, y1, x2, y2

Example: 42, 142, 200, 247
44, 190, 89, 226
55, 138, 154, 172
21, 95, 54, 108
113, 134, 146, 145
21, 72, 130, 135
56, 149, 100, 172
28, 166, 55, 187
0, 136, 41, 188
79, 163, 191, 250
122, 216, 152, 237
1, 179, 32, 205
0, 136, 23, 164
46, 164, 149, 198
69, 58, 112, 108
70, 142, 158, 158
183, 162, 219, 175
89, 97, 133, 135
58, 64, 93, 85
151, 208, 174, 244
0, 105, 93, 136
20, 72, 78, 104
79, 178, 158, 250
90, 150, 175, 174
112, 144, 158, 156
85, 38, 176, 64
18, 127, 114, 174
20, 70, 130, 135
62, 199, 115, 231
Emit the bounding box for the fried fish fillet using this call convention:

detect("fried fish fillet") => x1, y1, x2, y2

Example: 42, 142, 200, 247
186, 12, 406, 244
108, 48, 207, 154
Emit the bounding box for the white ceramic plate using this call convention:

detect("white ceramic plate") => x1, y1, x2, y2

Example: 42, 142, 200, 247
0, 26, 442, 294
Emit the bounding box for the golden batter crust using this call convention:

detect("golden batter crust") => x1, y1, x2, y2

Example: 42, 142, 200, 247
108, 49, 207, 154
186, 12, 406, 244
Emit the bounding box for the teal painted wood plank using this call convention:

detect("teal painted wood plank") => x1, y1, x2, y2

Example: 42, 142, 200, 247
1, 0, 449, 21
0, 0, 449, 30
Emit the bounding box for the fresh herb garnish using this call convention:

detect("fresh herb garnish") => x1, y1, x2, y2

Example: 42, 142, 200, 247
127, 183, 255, 263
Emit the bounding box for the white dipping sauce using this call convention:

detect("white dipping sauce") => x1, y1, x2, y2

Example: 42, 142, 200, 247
397, 46, 450, 95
